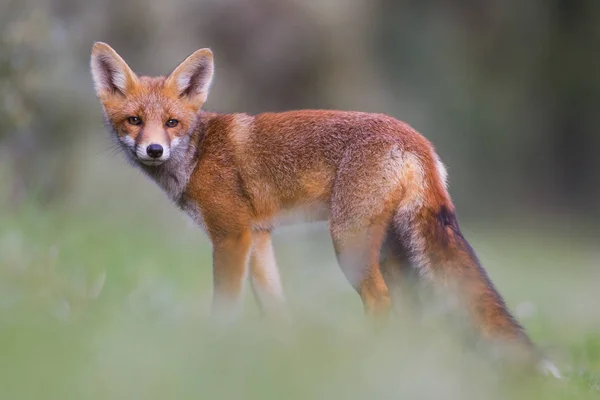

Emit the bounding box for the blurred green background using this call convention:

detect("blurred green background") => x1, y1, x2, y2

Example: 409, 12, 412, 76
0, 0, 599, 399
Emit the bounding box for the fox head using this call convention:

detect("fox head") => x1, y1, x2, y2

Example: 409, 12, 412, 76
90, 42, 214, 166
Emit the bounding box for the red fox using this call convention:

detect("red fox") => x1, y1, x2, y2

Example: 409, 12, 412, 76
90, 42, 560, 378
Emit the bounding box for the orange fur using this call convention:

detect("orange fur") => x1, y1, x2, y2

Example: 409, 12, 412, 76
90, 42, 561, 377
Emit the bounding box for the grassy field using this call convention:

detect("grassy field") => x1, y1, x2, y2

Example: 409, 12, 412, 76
0, 150, 599, 399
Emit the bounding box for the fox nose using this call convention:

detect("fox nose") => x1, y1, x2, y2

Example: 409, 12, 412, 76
146, 144, 163, 159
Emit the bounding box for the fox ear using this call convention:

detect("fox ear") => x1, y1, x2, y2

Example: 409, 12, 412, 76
90, 42, 138, 98
166, 48, 214, 106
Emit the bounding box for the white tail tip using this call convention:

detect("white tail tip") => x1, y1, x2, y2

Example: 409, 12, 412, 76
539, 359, 563, 379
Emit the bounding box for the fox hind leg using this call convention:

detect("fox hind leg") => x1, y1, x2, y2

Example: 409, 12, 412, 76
329, 145, 405, 319
331, 223, 392, 318
380, 232, 423, 319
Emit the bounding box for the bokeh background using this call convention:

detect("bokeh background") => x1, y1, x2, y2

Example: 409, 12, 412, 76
0, 0, 599, 399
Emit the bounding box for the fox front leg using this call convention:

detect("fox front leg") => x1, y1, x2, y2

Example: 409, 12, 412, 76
210, 229, 253, 321
249, 230, 287, 318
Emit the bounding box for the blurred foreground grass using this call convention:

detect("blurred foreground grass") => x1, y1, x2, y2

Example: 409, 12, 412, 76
0, 162, 599, 399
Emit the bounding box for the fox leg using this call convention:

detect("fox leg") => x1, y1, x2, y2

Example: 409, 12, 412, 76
210, 229, 253, 318
249, 230, 287, 318
379, 238, 422, 319
331, 223, 392, 318
329, 145, 406, 319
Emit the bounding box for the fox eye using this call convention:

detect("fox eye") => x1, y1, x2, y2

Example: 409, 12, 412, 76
127, 116, 142, 125
166, 119, 179, 128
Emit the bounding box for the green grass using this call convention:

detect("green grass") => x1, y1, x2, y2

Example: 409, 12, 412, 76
1, 188, 598, 399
